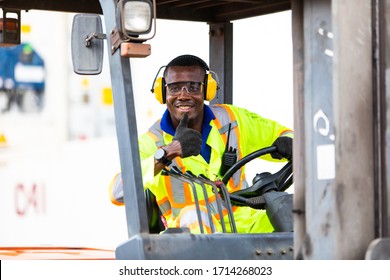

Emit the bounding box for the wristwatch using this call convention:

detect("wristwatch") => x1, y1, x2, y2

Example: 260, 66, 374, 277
154, 148, 172, 166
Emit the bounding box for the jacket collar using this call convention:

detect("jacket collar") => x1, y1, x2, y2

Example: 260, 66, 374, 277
160, 104, 215, 136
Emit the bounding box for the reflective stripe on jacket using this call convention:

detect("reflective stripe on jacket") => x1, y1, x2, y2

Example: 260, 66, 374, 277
110, 104, 293, 233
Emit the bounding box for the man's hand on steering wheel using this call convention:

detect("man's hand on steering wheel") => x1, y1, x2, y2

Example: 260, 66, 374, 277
271, 136, 293, 161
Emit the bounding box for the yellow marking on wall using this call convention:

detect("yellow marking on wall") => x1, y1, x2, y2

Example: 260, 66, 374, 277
82, 78, 90, 88
102, 87, 113, 105
0, 134, 7, 146
21, 25, 31, 33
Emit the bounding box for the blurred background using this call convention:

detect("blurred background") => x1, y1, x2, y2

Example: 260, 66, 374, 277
0, 10, 292, 250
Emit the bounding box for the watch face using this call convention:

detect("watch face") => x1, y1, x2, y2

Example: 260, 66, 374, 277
154, 148, 172, 166
154, 148, 165, 160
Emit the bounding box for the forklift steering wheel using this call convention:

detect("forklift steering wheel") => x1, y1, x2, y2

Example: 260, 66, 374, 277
221, 146, 293, 194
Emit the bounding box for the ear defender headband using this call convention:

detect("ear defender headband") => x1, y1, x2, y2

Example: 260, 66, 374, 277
150, 55, 219, 104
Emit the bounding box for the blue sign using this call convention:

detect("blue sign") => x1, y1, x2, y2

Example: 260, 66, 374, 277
0, 43, 45, 92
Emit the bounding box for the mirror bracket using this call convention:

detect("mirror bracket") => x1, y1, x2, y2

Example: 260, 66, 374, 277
110, 28, 123, 55
85, 32, 107, 47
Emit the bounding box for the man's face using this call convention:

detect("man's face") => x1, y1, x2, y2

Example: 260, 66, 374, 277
164, 65, 205, 128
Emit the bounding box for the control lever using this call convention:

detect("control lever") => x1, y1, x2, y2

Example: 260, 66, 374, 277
182, 170, 216, 233
186, 170, 235, 233
197, 174, 237, 233
161, 166, 206, 233
162, 167, 237, 233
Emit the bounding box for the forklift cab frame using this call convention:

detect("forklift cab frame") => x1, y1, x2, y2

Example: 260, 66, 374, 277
1, 0, 389, 259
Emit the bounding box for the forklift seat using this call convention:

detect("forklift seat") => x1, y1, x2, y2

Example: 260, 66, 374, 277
145, 189, 165, 233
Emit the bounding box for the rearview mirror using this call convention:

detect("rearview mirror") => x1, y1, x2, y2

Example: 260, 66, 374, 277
71, 14, 104, 75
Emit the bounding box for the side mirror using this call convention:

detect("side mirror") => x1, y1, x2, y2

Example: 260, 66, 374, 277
71, 14, 105, 75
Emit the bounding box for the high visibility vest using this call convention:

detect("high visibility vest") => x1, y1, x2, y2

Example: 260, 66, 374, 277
147, 104, 242, 229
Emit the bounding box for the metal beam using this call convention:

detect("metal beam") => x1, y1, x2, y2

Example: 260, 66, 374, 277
99, 0, 149, 242
381, 0, 390, 238
0, 0, 291, 21
291, 0, 305, 260
331, 0, 375, 259
296, 0, 375, 259
115, 232, 294, 260
209, 22, 233, 105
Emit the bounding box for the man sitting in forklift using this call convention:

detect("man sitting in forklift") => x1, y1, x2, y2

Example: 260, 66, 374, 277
109, 54, 293, 234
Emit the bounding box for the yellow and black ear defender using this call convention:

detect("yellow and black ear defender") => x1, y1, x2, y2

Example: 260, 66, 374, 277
152, 75, 166, 104
150, 56, 219, 104
204, 71, 218, 102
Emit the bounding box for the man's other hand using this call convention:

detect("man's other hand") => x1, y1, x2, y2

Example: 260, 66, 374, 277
271, 136, 293, 160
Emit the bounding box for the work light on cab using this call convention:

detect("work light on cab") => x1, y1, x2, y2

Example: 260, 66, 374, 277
117, 0, 156, 41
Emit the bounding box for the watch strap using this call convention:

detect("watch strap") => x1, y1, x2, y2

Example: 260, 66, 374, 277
156, 148, 172, 166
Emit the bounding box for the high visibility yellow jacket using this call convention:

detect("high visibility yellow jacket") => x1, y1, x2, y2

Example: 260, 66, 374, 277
109, 104, 293, 233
